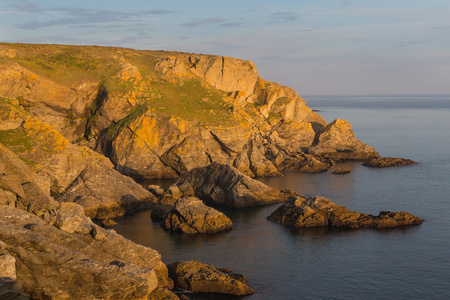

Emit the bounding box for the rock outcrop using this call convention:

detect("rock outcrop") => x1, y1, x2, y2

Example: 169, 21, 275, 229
363, 157, 418, 168
268, 196, 423, 229
1, 43, 379, 181
167, 260, 253, 296
309, 119, 380, 161
175, 162, 297, 208
0, 143, 173, 299
162, 197, 232, 234
0, 97, 157, 219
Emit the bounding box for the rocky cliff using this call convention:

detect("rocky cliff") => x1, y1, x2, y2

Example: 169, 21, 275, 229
0, 43, 378, 184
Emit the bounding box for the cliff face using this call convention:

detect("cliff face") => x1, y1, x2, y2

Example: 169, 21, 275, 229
0, 43, 378, 182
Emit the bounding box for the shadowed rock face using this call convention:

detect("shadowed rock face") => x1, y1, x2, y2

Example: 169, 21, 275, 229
175, 162, 298, 208
167, 260, 253, 296
309, 119, 380, 161
363, 157, 418, 168
161, 197, 232, 234
268, 196, 423, 229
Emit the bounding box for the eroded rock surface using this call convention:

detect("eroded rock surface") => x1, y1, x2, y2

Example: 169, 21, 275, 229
0, 144, 172, 299
175, 162, 297, 208
167, 260, 253, 296
162, 197, 232, 234
268, 196, 423, 229
363, 157, 418, 168
309, 119, 380, 161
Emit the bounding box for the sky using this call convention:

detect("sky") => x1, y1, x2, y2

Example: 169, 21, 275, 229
1, 0, 449, 95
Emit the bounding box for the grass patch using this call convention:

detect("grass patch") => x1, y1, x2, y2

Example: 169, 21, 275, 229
0, 128, 33, 153
150, 79, 235, 126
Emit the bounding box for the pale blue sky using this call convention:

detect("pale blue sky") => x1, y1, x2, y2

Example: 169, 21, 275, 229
1, 0, 449, 95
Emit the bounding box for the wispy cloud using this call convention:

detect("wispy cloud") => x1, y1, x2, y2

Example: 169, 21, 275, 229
270, 12, 300, 23
341, 1, 353, 8
14, 7, 175, 30
180, 18, 229, 28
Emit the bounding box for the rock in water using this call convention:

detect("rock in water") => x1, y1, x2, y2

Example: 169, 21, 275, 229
332, 168, 351, 175
309, 119, 380, 161
268, 196, 423, 229
175, 162, 297, 208
162, 197, 232, 234
363, 157, 418, 168
167, 260, 253, 296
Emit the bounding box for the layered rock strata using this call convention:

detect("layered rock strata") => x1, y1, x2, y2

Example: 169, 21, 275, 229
268, 196, 423, 229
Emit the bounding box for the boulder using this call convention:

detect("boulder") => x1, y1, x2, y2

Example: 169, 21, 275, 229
0, 254, 16, 279
162, 197, 232, 234
309, 119, 379, 161
176, 162, 297, 208
167, 260, 253, 296
363, 157, 418, 168
268, 196, 423, 229
57, 165, 157, 219
0, 205, 161, 299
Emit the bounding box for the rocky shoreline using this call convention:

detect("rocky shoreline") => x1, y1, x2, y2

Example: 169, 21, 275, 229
0, 43, 423, 299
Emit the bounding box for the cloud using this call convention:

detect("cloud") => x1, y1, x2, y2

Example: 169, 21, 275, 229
14, 7, 176, 30
270, 12, 299, 22
180, 18, 229, 28
341, 1, 353, 8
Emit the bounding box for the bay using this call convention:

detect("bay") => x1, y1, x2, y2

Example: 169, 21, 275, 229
114, 95, 450, 299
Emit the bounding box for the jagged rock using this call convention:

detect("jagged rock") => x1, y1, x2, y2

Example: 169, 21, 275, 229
162, 197, 232, 234
309, 119, 380, 161
0, 205, 161, 299
268, 196, 423, 229
176, 162, 297, 208
0, 145, 172, 294
277, 153, 331, 173
332, 168, 351, 175
167, 260, 253, 296
0, 254, 16, 279
57, 165, 156, 219
363, 157, 418, 168
100, 218, 117, 227
147, 185, 165, 198
0, 143, 59, 217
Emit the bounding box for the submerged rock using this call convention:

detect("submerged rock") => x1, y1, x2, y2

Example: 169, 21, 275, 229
162, 197, 232, 234
175, 162, 297, 208
167, 260, 253, 296
268, 196, 423, 229
363, 157, 418, 168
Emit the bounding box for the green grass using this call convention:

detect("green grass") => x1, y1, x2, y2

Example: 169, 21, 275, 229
0, 128, 33, 153
1, 43, 245, 128
150, 79, 236, 126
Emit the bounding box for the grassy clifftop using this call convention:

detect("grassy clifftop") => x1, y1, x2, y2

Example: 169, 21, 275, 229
0, 43, 237, 127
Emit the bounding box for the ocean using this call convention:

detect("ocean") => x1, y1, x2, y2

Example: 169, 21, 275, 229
113, 95, 450, 299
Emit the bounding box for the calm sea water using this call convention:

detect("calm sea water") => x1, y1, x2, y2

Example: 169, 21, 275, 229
114, 95, 450, 299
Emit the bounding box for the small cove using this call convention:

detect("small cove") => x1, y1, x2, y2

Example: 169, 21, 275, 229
114, 95, 450, 299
